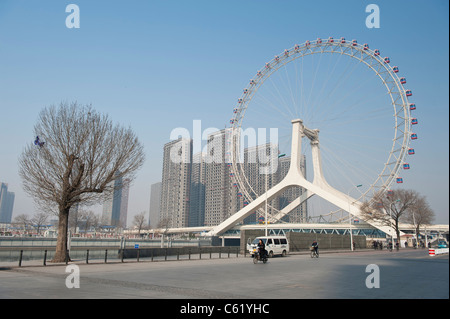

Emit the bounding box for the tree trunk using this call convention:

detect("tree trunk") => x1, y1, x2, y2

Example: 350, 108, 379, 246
395, 219, 401, 250
53, 208, 70, 262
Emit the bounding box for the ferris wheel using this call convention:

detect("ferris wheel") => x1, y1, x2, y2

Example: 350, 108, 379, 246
228, 37, 417, 223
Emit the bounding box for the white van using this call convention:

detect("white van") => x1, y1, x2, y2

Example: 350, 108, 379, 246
247, 236, 289, 257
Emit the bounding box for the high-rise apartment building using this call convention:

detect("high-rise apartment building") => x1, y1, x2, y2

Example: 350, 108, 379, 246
0, 183, 15, 223
148, 182, 162, 227
102, 173, 130, 228
204, 129, 238, 226
189, 152, 206, 227
242, 143, 280, 224
160, 138, 192, 229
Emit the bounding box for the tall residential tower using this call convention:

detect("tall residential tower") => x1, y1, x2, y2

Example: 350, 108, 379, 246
160, 138, 192, 229
0, 183, 15, 223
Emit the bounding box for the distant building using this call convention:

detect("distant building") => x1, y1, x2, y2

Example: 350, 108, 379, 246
102, 173, 130, 228
157, 129, 308, 229
189, 152, 206, 227
242, 143, 279, 224
0, 183, 15, 224
204, 129, 238, 226
160, 138, 192, 228
148, 182, 162, 227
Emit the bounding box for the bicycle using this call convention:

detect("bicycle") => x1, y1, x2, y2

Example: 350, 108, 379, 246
310, 247, 319, 258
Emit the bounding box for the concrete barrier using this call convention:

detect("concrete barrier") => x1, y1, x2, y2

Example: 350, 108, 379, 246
429, 248, 449, 256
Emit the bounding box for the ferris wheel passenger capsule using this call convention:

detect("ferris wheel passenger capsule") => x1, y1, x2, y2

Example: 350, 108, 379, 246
340, 37, 346, 43
400, 77, 406, 84
374, 49, 380, 56
411, 118, 418, 125
265, 62, 271, 69
352, 39, 357, 46
294, 44, 300, 50
392, 66, 399, 73
328, 36, 334, 43
411, 133, 418, 140
363, 43, 369, 50
403, 163, 410, 169
305, 40, 310, 46
396, 178, 403, 183
406, 90, 412, 96
408, 148, 415, 155
316, 38, 322, 44
384, 57, 390, 63
284, 49, 289, 56
409, 103, 416, 110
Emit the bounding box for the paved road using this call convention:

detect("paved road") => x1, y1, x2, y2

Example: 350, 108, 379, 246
0, 249, 447, 299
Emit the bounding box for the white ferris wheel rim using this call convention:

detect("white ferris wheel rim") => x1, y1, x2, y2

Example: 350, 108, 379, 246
229, 37, 413, 211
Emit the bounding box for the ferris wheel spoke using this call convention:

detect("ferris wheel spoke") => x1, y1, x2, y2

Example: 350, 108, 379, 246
307, 51, 346, 119
309, 55, 361, 122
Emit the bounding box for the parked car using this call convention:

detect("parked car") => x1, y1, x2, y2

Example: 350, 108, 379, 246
437, 241, 448, 248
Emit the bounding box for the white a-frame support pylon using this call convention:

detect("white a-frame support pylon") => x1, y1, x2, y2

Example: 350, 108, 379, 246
207, 119, 396, 237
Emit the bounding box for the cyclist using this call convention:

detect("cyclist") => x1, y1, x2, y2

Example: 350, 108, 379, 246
311, 240, 319, 257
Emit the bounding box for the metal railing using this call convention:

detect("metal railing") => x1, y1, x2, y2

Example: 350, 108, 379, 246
1, 246, 240, 267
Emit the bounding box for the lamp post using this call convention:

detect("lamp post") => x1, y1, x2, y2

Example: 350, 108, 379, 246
265, 170, 268, 236
263, 152, 286, 236
348, 184, 362, 251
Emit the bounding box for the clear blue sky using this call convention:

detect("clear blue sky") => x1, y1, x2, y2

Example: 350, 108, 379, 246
0, 0, 448, 225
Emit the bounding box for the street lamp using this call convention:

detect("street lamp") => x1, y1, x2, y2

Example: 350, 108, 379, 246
263, 152, 286, 236
348, 184, 362, 251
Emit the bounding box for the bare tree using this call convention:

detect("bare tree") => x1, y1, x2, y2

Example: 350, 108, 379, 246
157, 217, 172, 236
18, 102, 145, 262
132, 211, 147, 237
403, 195, 434, 243
30, 212, 50, 236
81, 210, 99, 234
69, 208, 99, 234
13, 214, 30, 235
360, 189, 420, 249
